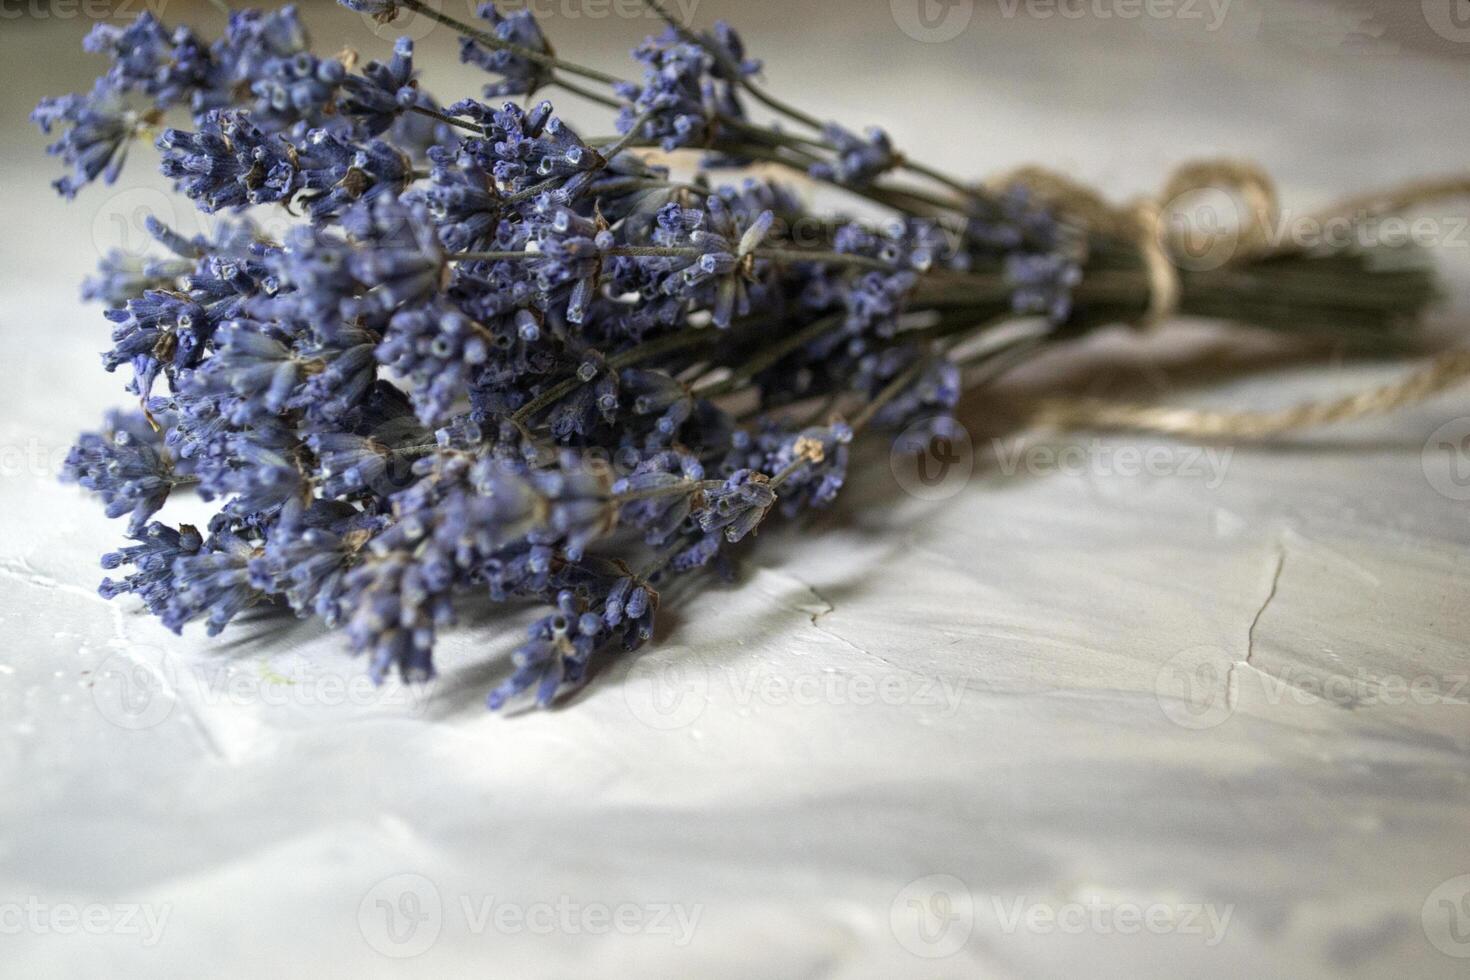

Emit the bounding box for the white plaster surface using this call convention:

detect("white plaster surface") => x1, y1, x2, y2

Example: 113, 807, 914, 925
1, 2, 1468, 977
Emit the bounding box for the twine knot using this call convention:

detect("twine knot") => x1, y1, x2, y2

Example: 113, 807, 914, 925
985, 160, 1470, 440
991, 158, 1279, 330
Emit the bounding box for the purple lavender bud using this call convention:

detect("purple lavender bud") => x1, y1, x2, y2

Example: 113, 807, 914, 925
459, 5, 553, 98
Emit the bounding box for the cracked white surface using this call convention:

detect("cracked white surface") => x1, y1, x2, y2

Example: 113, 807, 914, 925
3, 3, 1470, 978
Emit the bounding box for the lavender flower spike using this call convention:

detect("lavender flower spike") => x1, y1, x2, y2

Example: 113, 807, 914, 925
45, 0, 1365, 718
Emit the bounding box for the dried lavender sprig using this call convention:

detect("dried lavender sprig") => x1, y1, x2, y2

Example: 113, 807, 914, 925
636, 0, 982, 203
382, 0, 993, 220
40, 2, 1435, 714
391, 0, 627, 88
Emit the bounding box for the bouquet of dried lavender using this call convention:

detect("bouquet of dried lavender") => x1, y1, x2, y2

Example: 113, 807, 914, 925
39, 2, 1444, 708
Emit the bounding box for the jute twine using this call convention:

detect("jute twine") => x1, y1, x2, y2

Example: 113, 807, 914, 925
1027, 350, 1470, 439
987, 160, 1470, 439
